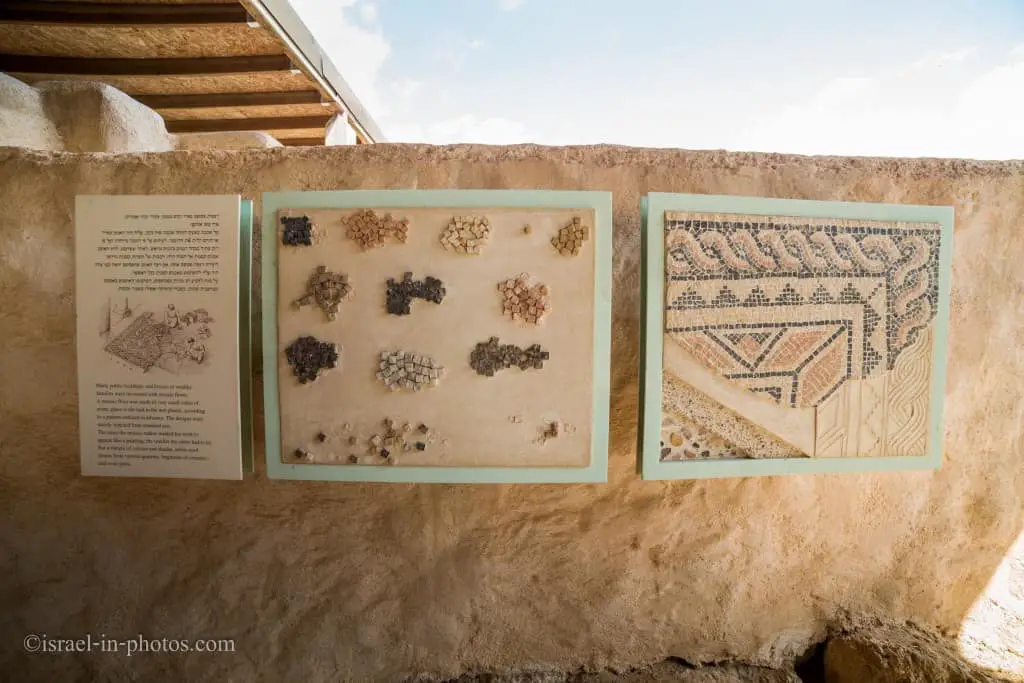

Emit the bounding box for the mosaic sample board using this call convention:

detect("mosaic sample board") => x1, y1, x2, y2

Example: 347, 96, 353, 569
640, 193, 953, 479
262, 191, 612, 483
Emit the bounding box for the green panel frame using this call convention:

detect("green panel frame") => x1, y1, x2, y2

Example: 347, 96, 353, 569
262, 190, 613, 483
240, 199, 255, 473
640, 193, 953, 480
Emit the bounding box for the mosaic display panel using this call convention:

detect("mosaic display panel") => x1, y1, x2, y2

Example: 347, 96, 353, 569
263, 192, 612, 483
658, 208, 948, 464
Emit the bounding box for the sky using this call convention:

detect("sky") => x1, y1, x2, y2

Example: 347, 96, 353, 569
289, 0, 1024, 159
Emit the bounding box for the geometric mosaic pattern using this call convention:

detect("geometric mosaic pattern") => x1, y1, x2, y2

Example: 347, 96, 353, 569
103, 312, 171, 371
667, 320, 854, 408
662, 211, 942, 459
815, 327, 933, 459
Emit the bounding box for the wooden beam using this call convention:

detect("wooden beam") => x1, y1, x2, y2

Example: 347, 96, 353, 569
0, 1, 251, 25
166, 116, 331, 134
134, 91, 324, 109
0, 54, 293, 76
280, 137, 325, 147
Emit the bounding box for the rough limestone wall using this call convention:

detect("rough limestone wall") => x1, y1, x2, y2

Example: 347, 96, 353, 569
174, 131, 283, 150
0, 73, 62, 151
34, 80, 175, 154
0, 145, 1022, 683
0, 74, 282, 152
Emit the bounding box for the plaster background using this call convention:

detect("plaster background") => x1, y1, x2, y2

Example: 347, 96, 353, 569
1, 145, 1022, 682
276, 207, 597, 470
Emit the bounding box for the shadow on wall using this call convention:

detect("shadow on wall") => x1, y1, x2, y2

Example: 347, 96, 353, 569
0, 73, 282, 152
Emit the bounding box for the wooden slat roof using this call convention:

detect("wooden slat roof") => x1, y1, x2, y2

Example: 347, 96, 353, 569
0, 0, 384, 145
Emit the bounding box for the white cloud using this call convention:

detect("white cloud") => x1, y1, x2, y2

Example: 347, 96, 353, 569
431, 37, 489, 73
908, 47, 976, 70
286, 1, 503, 143
947, 50, 1024, 158
359, 2, 378, 24
498, 0, 524, 9
287, 0, 391, 116
283, 0, 1024, 157
730, 45, 1024, 159
386, 116, 532, 144
810, 77, 874, 109
392, 80, 423, 99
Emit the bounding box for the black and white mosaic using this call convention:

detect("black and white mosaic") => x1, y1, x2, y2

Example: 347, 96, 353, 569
665, 215, 941, 372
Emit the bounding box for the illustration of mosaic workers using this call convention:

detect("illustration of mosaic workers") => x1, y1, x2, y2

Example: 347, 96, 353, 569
164, 303, 181, 329
184, 337, 206, 365
104, 303, 214, 374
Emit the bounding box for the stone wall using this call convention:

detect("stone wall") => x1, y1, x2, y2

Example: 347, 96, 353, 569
0, 74, 281, 152
1, 145, 1022, 682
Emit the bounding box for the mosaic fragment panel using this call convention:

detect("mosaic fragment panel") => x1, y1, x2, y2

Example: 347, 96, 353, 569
662, 211, 941, 460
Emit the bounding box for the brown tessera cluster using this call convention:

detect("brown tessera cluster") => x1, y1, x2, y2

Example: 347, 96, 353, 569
293, 265, 351, 321
551, 216, 590, 256
440, 215, 491, 254
497, 273, 550, 324
342, 208, 409, 250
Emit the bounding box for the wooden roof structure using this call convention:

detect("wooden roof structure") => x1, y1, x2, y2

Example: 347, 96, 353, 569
0, 0, 385, 145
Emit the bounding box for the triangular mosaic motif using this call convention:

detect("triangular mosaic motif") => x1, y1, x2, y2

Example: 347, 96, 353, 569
662, 209, 944, 461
